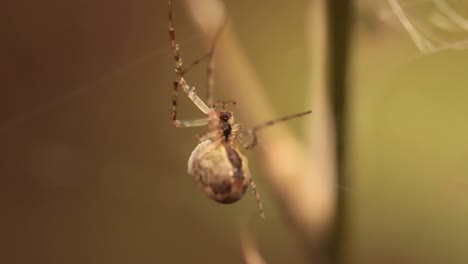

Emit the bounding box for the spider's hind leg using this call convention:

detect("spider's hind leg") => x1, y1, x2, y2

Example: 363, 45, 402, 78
249, 179, 265, 219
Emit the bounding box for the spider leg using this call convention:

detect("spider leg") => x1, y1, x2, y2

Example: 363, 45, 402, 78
206, 8, 229, 107
180, 53, 211, 75
238, 129, 258, 150
251, 110, 312, 132
232, 124, 257, 149
177, 78, 211, 114
168, 0, 210, 115
173, 11, 227, 106
214, 100, 236, 110
168, 0, 228, 112
249, 179, 265, 219
174, 118, 209, 128
168, 0, 182, 73
176, 32, 220, 108
238, 110, 312, 149
172, 79, 209, 127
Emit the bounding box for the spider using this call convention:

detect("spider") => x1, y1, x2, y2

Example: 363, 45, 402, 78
168, 0, 311, 219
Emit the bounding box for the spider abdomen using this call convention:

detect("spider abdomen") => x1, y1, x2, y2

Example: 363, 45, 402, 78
188, 139, 250, 204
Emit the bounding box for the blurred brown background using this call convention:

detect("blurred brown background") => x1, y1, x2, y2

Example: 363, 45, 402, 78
2, 0, 468, 263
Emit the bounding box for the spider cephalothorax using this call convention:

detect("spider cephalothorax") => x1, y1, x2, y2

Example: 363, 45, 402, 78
208, 110, 234, 142
168, 0, 311, 219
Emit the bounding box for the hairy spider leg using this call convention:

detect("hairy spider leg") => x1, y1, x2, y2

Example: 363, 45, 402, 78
249, 178, 265, 219
240, 110, 312, 149
176, 10, 227, 81
168, 0, 228, 112
205, 9, 229, 107
168, 0, 210, 127
171, 79, 209, 127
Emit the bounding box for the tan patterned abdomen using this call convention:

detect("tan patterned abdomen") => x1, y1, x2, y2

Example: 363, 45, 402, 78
188, 140, 251, 203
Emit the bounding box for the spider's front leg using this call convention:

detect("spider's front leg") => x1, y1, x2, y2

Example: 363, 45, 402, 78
237, 110, 312, 149
171, 79, 209, 128
168, 0, 210, 126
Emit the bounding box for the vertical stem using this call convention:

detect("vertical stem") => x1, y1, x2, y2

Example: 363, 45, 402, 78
308, 0, 353, 262
325, 0, 353, 263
